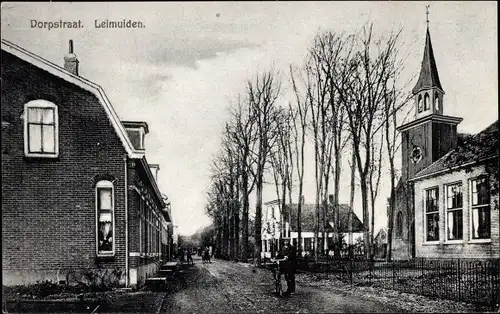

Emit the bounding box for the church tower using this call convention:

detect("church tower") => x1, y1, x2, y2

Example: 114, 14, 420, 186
397, 21, 463, 181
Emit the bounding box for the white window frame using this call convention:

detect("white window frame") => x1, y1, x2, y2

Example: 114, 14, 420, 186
423, 186, 440, 244
469, 177, 492, 243
444, 181, 464, 243
23, 100, 59, 158
96, 180, 115, 257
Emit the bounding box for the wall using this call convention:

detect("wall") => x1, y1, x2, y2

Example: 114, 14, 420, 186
414, 165, 500, 259
1, 50, 128, 285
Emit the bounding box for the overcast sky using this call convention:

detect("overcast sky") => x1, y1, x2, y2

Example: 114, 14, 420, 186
2, 2, 497, 236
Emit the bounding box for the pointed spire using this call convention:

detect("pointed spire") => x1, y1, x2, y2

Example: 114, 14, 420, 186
412, 23, 443, 94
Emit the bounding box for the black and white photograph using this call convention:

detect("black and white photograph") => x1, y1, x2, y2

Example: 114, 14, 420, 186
1, 1, 498, 313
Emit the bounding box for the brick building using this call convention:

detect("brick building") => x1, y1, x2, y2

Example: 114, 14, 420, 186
1, 39, 172, 287
390, 25, 499, 259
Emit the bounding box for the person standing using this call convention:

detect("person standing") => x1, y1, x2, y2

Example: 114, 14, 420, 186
281, 239, 297, 296
187, 248, 194, 265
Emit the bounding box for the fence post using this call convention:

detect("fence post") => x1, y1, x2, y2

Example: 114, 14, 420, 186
458, 258, 461, 302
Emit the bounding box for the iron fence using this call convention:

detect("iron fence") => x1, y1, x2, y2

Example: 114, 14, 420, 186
296, 257, 500, 307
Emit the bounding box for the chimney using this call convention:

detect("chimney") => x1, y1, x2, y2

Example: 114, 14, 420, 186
300, 195, 305, 205
149, 164, 160, 182
64, 39, 79, 75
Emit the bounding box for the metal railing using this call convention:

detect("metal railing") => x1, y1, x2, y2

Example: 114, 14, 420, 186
296, 257, 500, 307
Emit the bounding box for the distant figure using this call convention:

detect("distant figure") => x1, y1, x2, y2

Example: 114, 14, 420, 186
179, 247, 185, 263
203, 247, 211, 264
187, 248, 194, 265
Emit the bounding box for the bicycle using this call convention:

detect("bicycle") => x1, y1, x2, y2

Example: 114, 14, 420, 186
270, 257, 288, 297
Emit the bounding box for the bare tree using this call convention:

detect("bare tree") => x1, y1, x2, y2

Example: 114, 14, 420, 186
303, 30, 349, 260
270, 107, 295, 251
227, 95, 257, 262
289, 65, 309, 254
247, 70, 282, 266
383, 79, 413, 261
332, 23, 404, 258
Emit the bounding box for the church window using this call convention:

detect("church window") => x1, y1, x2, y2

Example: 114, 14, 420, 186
424, 93, 430, 111
424, 187, 439, 242
446, 182, 463, 241
410, 146, 422, 164
417, 95, 423, 113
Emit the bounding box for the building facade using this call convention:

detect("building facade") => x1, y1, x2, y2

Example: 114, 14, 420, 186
1, 39, 171, 287
261, 197, 365, 258
410, 122, 499, 259
390, 25, 499, 260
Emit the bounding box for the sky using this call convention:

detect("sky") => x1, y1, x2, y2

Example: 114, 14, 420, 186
1, 2, 497, 236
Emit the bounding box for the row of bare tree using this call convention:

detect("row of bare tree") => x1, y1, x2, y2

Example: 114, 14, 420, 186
205, 23, 414, 265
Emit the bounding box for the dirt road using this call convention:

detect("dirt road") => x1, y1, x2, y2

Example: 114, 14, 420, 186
160, 256, 406, 313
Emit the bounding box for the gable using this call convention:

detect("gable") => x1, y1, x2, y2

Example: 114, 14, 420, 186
1, 39, 143, 159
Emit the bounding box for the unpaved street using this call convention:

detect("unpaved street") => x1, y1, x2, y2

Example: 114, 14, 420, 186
160, 256, 405, 313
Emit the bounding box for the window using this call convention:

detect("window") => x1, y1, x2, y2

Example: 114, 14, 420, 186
434, 94, 440, 111
396, 211, 403, 238
424, 93, 430, 111
24, 100, 59, 157
425, 187, 439, 242
470, 177, 491, 240
417, 95, 423, 113
96, 180, 114, 255
304, 238, 312, 251
446, 183, 463, 241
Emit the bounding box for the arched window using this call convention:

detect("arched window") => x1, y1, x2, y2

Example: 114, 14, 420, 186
417, 95, 423, 113
396, 211, 403, 238
96, 180, 114, 256
424, 93, 430, 111
24, 100, 59, 158
434, 94, 440, 111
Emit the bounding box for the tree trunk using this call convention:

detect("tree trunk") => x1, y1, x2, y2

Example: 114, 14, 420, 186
360, 177, 370, 259
387, 163, 395, 261
241, 171, 249, 262
254, 172, 263, 266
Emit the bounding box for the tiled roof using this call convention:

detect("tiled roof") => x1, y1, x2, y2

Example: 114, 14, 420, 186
413, 120, 499, 180
284, 203, 366, 233
412, 28, 444, 94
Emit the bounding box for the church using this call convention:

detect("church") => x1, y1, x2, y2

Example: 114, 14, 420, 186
390, 24, 499, 260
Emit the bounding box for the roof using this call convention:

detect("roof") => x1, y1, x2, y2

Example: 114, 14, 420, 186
285, 203, 366, 233
1, 39, 166, 208
1, 39, 143, 159
412, 120, 499, 180
412, 28, 444, 94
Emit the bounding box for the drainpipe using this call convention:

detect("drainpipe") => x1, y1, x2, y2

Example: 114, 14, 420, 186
124, 156, 129, 287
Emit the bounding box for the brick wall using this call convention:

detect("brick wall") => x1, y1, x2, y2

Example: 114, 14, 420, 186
414, 165, 500, 259
1, 50, 129, 285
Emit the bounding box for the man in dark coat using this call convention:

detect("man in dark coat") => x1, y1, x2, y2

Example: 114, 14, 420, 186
281, 239, 297, 296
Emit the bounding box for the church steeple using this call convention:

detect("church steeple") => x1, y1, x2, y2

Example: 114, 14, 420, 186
413, 7, 445, 118
412, 28, 443, 94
